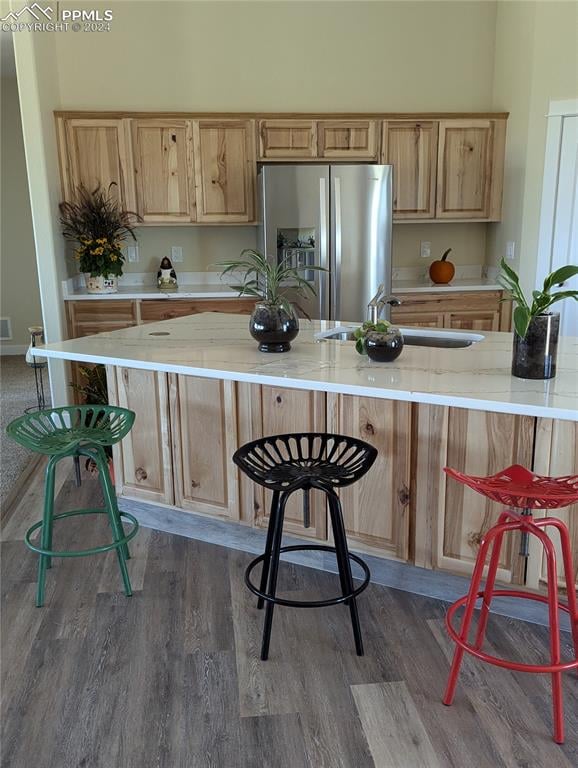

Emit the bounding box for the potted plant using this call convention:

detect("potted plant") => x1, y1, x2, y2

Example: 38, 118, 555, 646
498, 259, 578, 379
70, 365, 114, 480
216, 249, 326, 352
59, 184, 141, 294
353, 320, 404, 362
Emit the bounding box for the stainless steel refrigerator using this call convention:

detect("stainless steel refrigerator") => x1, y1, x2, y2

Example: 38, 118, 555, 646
258, 164, 393, 322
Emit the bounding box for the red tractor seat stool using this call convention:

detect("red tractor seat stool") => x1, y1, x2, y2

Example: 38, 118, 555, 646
442, 464, 578, 744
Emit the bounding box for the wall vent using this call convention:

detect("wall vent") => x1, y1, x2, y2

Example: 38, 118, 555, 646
0, 318, 13, 340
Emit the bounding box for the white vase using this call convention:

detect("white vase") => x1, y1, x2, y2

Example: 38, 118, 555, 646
84, 274, 118, 294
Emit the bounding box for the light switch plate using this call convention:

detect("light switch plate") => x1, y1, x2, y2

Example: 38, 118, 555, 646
171, 246, 183, 263
420, 241, 431, 259
506, 241, 516, 261
127, 245, 139, 263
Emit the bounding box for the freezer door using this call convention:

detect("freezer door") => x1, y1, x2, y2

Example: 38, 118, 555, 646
259, 165, 330, 320
330, 165, 393, 323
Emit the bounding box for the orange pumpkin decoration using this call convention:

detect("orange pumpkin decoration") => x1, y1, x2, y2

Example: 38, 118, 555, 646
429, 248, 455, 284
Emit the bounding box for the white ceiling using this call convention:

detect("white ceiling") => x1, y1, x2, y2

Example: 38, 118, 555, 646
0, 30, 16, 78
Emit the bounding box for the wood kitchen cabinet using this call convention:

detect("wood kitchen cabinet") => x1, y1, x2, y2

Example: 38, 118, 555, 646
169, 375, 239, 520
318, 120, 379, 159
382, 121, 438, 219
258, 119, 317, 159
192, 120, 255, 223
328, 394, 411, 559
57, 118, 134, 206
131, 119, 195, 222
109, 366, 174, 505
436, 119, 506, 220
413, 405, 535, 583
237, 384, 328, 539
390, 290, 507, 331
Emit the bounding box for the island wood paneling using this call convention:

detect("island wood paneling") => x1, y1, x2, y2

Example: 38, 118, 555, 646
412, 405, 534, 583
113, 367, 174, 505
527, 418, 578, 592
382, 121, 438, 219
169, 375, 239, 520
327, 394, 411, 559
237, 384, 327, 539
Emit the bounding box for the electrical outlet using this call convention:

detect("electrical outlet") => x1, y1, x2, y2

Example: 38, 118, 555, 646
420, 241, 431, 259
506, 241, 516, 261
171, 246, 183, 263
127, 245, 139, 263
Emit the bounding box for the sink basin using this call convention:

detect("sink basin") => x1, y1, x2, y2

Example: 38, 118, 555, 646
315, 326, 484, 349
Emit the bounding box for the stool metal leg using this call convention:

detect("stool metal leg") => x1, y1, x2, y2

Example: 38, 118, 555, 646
91, 448, 133, 597
328, 493, 364, 656
257, 490, 280, 610
36, 455, 58, 607
93, 446, 130, 562
261, 492, 289, 661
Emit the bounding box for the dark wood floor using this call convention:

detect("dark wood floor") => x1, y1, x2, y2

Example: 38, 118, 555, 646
2, 465, 577, 768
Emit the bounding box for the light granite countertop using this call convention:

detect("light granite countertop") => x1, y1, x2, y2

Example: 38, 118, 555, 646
33, 313, 577, 421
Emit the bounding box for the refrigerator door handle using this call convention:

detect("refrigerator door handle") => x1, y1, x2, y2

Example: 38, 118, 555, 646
319, 176, 329, 319
333, 176, 342, 322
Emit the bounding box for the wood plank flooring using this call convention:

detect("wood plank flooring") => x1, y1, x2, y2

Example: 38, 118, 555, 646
1, 466, 577, 768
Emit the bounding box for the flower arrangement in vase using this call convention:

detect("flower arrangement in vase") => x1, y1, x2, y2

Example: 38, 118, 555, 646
59, 184, 141, 294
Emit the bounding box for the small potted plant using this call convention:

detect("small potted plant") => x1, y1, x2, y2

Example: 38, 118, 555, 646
59, 184, 141, 294
217, 249, 326, 353
498, 259, 578, 379
353, 320, 404, 362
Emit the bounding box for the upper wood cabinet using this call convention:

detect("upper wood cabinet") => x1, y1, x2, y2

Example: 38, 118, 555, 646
259, 119, 317, 159
382, 121, 437, 219
131, 119, 195, 222
318, 120, 378, 159
192, 120, 255, 223
57, 118, 134, 206
436, 119, 505, 220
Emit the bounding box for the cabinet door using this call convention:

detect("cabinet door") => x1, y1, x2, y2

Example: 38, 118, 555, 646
192, 120, 255, 223
240, 385, 327, 539
258, 119, 317, 159
318, 120, 378, 159
170, 375, 239, 519
390, 310, 444, 328
528, 420, 578, 592
59, 118, 134, 206
132, 120, 194, 222
413, 405, 534, 582
113, 367, 173, 504
444, 310, 500, 331
436, 120, 494, 219
328, 395, 411, 559
382, 121, 437, 219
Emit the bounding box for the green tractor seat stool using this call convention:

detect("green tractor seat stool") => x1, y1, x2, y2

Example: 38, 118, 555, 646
7, 405, 139, 607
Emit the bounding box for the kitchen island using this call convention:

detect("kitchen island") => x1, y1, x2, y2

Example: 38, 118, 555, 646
33, 313, 577, 593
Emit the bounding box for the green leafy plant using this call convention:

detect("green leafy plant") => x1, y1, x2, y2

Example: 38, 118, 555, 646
353, 320, 391, 355
70, 365, 111, 460
498, 259, 578, 338
215, 249, 327, 313
59, 184, 141, 278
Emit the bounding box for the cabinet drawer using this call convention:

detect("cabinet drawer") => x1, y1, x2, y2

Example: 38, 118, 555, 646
394, 291, 502, 313
140, 298, 255, 323
73, 321, 137, 338
67, 300, 137, 325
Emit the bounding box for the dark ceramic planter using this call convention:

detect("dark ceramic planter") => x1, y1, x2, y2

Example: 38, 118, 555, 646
249, 301, 299, 353
512, 313, 559, 379
365, 328, 404, 362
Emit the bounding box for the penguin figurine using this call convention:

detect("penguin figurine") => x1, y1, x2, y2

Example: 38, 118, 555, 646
157, 256, 178, 292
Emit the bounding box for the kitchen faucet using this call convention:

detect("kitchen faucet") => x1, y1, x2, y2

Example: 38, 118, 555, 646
367, 285, 401, 323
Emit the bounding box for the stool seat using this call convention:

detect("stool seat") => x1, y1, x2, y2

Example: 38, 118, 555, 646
233, 432, 378, 493
444, 463, 578, 509
7, 405, 135, 456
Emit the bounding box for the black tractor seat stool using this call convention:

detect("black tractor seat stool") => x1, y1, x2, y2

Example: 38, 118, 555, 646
233, 432, 378, 660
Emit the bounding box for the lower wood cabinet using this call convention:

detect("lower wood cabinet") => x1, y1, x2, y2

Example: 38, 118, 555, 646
391, 290, 508, 331
413, 405, 535, 583
169, 375, 239, 520
328, 394, 411, 560
109, 367, 174, 505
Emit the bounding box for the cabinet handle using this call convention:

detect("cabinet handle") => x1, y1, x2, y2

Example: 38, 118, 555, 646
135, 467, 148, 482
398, 483, 410, 506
